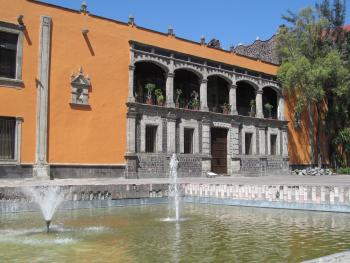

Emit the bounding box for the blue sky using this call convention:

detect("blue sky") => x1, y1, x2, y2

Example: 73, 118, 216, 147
41, 0, 350, 49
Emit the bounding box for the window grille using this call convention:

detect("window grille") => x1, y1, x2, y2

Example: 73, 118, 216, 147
0, 117, 16, 160
0, 31, 18, 79
184, 128, 194, 154
145, 125, 157, 153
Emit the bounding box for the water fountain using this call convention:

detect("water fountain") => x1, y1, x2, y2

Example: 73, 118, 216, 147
23, 185, 66, 233
168, 153, 180, 221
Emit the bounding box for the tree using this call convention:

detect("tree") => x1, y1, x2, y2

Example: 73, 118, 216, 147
277, 6, 350, 167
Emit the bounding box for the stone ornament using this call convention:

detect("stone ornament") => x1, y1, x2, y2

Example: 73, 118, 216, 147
71, 67, 91, 106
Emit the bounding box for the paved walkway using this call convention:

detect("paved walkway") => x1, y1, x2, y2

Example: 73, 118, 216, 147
1, 175, 350, 187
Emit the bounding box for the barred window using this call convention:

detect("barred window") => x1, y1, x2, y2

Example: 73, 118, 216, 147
245, 133, 253, 155
145, 125, 157, 153
271, 134, 277, 156
0, 31, 18, 79
184, 128, 194, 154
0, 117, 16, 160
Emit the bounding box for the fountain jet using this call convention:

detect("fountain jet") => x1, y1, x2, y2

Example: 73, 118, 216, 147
169, 153, 180, 221
46, 220, 51, 233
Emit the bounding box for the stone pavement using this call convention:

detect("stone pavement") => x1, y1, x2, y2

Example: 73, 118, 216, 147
1, 175, 350, 187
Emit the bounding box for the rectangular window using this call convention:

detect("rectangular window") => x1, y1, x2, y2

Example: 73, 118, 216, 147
0, 31, 18, 79
184, 128, 194, 154
271, 134, 277, 155
0, 117, 16, 160
145, 125, 157, 153
245, 133, 253, 155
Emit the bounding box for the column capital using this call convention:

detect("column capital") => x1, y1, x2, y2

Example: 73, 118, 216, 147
257, 89, 263, 95
201, 78, 208, 84
167, 112, 177, 121
202, 117, 211, 125
167, 72, 174, 78
127, 107, 138, 118
129, 64, 135, 71
230, 84, 237, 89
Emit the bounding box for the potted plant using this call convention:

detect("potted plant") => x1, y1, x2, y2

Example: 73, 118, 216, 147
175, 89, 182, 108
155, 89, 164, 106
222, 103, 231, 114
249, 100, 256, 117
190, 90, 200, 110
145, 83, 156, 105
264, 103, 273, 118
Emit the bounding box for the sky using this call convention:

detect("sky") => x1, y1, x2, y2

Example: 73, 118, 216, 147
41, 0, 350, 49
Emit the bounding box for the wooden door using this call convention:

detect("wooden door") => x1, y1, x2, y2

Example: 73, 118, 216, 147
211, 128, 228, 174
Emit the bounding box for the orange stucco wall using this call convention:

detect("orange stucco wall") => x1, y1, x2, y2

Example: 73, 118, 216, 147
0, 0, 306, 165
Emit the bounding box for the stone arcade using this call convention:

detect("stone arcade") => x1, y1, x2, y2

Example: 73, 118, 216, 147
125, 42, 289, 178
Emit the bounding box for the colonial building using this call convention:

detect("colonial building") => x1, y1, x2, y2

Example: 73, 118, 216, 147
0, 0, 300, 179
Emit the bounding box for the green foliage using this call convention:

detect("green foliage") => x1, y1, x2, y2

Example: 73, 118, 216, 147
276, 4, 350, 166
175, 89, 182, 103
154, 89, 164, 102
145, 83, 156, 97
336, 167, 350, 174
264, 103, 273, 117
333, 128, 350, 151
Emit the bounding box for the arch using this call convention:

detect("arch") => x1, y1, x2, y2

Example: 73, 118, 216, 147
134, 59, 169, 74
262, 86, 278, 119
236, 81, 257, 117
173, 66, 203, 79
261, 84, 282, 96
207, 75, 230, 113
207, 73, 233, 85
134, 61, 167, 105
235, 79, 259, 91
174, 68, 201, 109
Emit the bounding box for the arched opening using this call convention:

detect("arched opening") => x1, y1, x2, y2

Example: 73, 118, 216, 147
134, 62, 166, 105
174, 69, 200, 109
207, 75, 230, 113
262, 87, 278, 119
236, 81, 256, 117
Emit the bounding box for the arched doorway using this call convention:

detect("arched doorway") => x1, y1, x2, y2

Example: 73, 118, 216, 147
236, 81, 257, 116
173, 69, 200, 109
262, 87, 278, 119
207, 75, 230, 113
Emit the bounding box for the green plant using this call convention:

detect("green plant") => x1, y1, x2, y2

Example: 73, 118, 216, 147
336, 167, 350, 174
222, 103, 231, 114
175, 89, 182, 104
249, 100, 256, 116
190, 90, 200, 109
154, 89, 164, 104
264, 103, 274, 118
145, 83, 156, 99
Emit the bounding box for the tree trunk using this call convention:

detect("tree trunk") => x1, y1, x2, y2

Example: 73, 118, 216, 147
308, 103, 315, 166
316, 105, 322, 168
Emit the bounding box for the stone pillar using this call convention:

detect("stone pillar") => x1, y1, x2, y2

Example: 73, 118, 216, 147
200, 78, 208, 111
257, 125, 266, 155
167, 113, 177, 153
256, 89, 263, 118
201, 117, 211, 176
125, 108, 138, 179
229, 84, 238, 115
33, 16, 52, 179
281, 125, 288, 156
230, 121, 240, 174
166, 72, 175, 107
128, 65, 135, 102
278, 95, 285, 121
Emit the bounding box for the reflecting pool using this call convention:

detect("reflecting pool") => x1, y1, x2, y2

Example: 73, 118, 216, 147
1, 204, 350, 262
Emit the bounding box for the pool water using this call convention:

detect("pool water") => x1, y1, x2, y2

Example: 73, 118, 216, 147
0, 203, 350, 262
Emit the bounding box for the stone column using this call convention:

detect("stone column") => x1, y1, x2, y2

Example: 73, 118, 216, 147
128, 65, 135, 102
201, 117, 211, 176
166, 72, 175, 107
256, 89, 263, 118
33, 16, 52, 179
125, 108, 138, 179
230, 121, 240, 174
278, 95, 285, 121
229, 84, 238, 115
281, 125, 288, 156
257, 125, 266, 155
167, 113, 177, 153
200, 78, 208, 111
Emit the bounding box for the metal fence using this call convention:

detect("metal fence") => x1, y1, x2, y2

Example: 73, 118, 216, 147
0, 117, 15, 160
